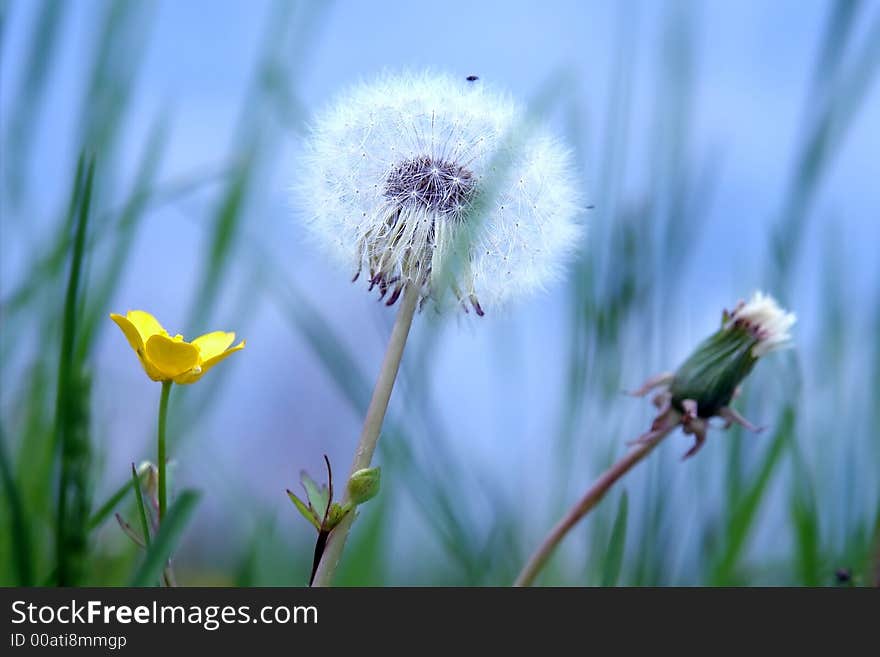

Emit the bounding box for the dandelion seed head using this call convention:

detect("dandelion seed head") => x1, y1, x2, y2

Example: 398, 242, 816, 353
295, 71, 583, 313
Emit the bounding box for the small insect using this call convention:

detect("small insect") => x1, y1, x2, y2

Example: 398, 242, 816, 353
466, 75, 479, 82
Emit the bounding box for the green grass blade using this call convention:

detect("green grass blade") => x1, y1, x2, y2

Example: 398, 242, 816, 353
788, 436, 821, 586
601, 492, 629, 587
87, 468, 146, 531
131, 463, 151, 548
233, 516, 276, 587
811, 0, 862, 90
0, 422, 35, 585
769, 11, 880, 294
129, 490, 200, 586
712, 407, 794, 584
54, 156, 95, 586
78, 0, 153, 163
270, 273, 370, 412
77, 115, 169, 359
790, 489, 821, 586
186, 154, 253, 331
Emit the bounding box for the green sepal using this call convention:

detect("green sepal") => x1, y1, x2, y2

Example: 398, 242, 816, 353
670, 325, 758, 417
324, 502, 351, 531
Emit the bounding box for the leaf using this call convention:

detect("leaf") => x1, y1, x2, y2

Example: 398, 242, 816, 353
300, 471, 329, 518
129, 490, 200, 586
287, 490, 320, 531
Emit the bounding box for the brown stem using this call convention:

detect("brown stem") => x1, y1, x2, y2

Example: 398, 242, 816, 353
514, 426, 673, 587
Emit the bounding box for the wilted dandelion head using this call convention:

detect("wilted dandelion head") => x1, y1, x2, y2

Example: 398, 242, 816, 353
295, 71, 583, 314
724, 291, 796, 357
631, 291, 796, 460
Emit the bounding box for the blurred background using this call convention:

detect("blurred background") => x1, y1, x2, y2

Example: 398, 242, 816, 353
1, 0, 878, 586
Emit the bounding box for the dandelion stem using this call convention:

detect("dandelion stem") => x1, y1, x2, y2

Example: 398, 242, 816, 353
157, 381, 172, 522
311, 283, 420, 587
514, 426, 673, 587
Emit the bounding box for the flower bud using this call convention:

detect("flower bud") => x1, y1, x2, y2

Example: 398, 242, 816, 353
669, 292, 795, 418
347, 467, 381, 506
630, 291, 795, 459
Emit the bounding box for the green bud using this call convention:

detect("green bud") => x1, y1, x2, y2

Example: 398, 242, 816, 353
347, 467, 381, 506
323, 502, 351, 530
667, 292, 795, 419
669, 324, 757, 418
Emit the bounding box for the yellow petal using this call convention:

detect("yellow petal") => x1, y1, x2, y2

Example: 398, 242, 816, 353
145, 334, 199, 379
111, 312, 165, 380
175, 340, 245, 385
110, 313, 145, 354
126, 310, 169, 342
192, 331, 236, 361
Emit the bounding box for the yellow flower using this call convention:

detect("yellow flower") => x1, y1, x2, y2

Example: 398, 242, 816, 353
110, 310, 245, 384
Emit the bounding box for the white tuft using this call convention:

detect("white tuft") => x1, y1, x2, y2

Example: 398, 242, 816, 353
294, 71, 584, 314
727, 291, 797, 357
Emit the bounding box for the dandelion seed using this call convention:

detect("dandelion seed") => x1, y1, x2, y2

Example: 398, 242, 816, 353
295, 71, 583, 314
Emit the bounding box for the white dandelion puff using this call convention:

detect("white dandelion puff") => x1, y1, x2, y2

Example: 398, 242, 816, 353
294, 71, 583, 314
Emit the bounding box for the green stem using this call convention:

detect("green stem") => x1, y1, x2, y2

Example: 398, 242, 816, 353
157, 381, 172, 522
311, 284, 420, 587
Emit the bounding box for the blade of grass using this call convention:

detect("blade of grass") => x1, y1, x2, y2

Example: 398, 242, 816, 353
810, 0, 862, 97
131, 463, 151, 548
233, 515, 276, 586
77, 115, 169, 359
790, 486, 821, 586
77, 0, 153, 165
129, 490, 200, 586
600, 491, 629, 587
186, 152, 253, 330
712, 407, 794, 585
0, 421, 35, 585
769, 10, 880, 294
54, 156, 95, 586
87, 467, 147, 531
115, 513, 145, 548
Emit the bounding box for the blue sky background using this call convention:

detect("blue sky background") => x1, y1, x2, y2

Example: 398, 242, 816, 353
2, 1, 878, 582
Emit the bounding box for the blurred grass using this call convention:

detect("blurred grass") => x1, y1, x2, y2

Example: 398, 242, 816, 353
3, 0, 66, 209
1, 0, 878, 587
53, 155, 95, 585
129, 490, 200, 587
